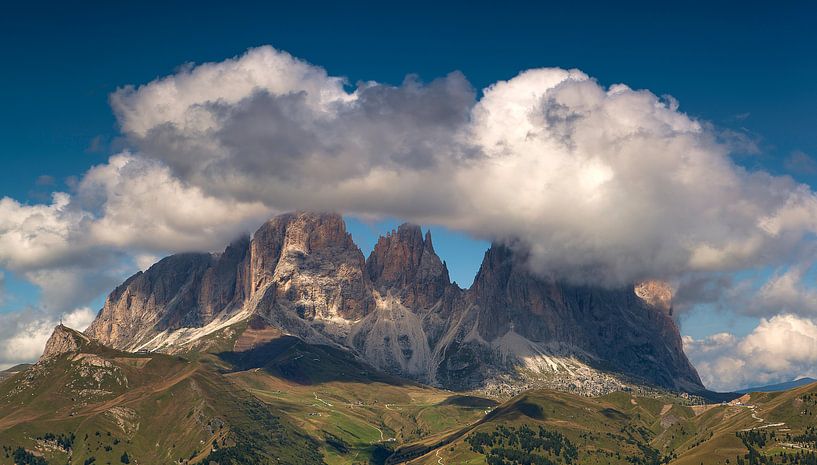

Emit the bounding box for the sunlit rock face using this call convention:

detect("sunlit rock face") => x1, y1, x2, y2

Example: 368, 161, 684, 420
86, 212, 703, 394
40, 325, 92, 361
635, 280, 674, 315
366, 223, 451, 309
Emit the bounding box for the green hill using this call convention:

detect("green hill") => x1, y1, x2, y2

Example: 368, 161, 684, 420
387, 383, 817, 465
0, 326, 490, 465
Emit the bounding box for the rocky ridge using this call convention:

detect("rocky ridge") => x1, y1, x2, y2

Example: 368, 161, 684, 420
85, 212, 703, 395
40, 324, 94, 361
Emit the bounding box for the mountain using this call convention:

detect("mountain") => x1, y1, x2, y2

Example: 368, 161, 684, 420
85, 211, 703, 395
0, 364, 30, 383
736, 377, 817, 394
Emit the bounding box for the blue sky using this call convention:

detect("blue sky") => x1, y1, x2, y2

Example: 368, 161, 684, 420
1, 1, 816, 388
2, 1, 816, 202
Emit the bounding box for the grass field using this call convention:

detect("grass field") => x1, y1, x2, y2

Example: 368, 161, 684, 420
390, 383, 817, 465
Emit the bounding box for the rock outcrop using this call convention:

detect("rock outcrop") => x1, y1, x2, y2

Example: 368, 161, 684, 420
40, 325, 93, 361
85, 212, 703, 394
366, 224, 450, 308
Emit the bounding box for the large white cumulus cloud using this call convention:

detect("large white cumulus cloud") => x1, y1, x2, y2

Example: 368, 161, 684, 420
684, 314, 817, 391
111, 46, 817, 286
0, 154, 272, 314
4, 45, 817, 380
0, 154, 270, 275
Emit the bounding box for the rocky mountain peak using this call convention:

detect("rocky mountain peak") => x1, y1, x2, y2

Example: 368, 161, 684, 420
367, 223, 425, 287
454, 242, 702, 392
366, 223, 450, 307
423, 230, 435, 254
84, 212, 704, 394
250, 212, 356, 293
85, 252, 216, 349
259, 211, 370, 322
40, 325, 92, 361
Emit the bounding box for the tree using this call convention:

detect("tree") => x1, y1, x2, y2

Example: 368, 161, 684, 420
120, 452, 130, 464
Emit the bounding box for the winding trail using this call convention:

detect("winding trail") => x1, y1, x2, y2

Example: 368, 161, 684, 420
373, 424, 385, 441
313, 392, 333, 407
738, 405, 787, 431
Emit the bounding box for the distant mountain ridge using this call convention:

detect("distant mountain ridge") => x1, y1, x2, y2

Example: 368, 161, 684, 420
736, 377, 817, 393
85, 212, 703, 395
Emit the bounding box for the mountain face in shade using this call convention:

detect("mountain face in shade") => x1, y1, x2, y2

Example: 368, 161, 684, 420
85, 212, 703, 394
441, 245, 701, 392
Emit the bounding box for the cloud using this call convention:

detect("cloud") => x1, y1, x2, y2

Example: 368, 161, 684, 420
0, 307, 95, 370
684, 314, 817, 391
107, 45, 817, 287
3, 44, 817, 381
753, 267, 817, 316
134, 254, 160, 271
670, 265, 817, 319
0, 154, 271, 315
76, 153, 271, 252
24, 266, 124, 313
0, 154, 271, 279
35, 175, 55, 187
785, 150, 817, 175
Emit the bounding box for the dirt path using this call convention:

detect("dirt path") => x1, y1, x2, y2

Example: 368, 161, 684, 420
313, 392, 333, 407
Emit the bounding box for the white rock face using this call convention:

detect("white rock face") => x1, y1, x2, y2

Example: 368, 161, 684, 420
349, 292, 434, 380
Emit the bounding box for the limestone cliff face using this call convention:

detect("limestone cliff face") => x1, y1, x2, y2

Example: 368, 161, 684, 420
265, 212, 370, 321
40, 325, 92, 361
366, 224, 450, 308
85, 252, 217, 349
635, 280, 674, 315
85, 212, 703, 393
87, 212, 370, 351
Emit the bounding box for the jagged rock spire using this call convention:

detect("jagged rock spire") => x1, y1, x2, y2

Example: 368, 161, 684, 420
366, 223, 450, 307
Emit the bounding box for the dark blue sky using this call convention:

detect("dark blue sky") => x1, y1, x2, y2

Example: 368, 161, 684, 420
0, 1, 815, 341
2, 0, 816, 202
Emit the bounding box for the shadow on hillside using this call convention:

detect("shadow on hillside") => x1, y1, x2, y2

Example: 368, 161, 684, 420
216, 336, 412, 387
439, 395, 498, 408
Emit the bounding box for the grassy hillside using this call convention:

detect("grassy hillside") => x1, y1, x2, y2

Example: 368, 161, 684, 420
388, 382, 817, 465
0, 326, 492, 465
0, 343, 321, 465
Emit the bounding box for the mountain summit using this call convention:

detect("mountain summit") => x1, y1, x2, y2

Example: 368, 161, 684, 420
85, 212, 702, 394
